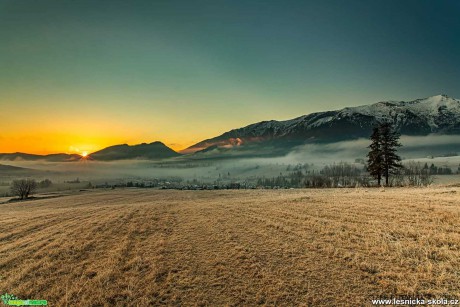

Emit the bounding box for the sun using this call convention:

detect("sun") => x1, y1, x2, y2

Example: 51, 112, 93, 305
81, 151, 88, 158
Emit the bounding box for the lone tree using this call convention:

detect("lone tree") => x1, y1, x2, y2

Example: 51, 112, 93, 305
367, 123, 402, 186
367, 126, 384, 186
380, 122, 402, 185
10, 179, 37, 200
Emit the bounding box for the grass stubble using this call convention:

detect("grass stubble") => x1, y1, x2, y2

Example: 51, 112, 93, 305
0, 187, 459, 306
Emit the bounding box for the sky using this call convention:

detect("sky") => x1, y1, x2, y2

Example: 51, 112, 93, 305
1, 0, 459, 154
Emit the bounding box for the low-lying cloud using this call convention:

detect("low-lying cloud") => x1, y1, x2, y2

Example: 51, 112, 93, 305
1, 134, 459, 184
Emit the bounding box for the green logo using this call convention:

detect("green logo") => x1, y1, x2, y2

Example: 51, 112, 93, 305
1, 294, 47, 306
1, 294, 17, 305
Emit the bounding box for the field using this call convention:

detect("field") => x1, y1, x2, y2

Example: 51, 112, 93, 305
1, 188, 459, 306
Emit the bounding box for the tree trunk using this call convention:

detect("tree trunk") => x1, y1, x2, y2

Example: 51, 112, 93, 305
385, 167, 389, 186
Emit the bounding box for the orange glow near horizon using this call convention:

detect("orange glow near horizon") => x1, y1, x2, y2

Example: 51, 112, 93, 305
0, 132, 197, 155
0, 95, 247, 155
0, 80, 311, 156
0, 104, 207, 155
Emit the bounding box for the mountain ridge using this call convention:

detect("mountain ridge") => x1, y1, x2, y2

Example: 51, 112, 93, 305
185, 94, 460, 153
90, 141, 181, 161
0, 141, 180, 162
2, 95, 459, 160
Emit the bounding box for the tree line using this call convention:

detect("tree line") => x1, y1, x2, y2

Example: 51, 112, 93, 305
258, 122, 452, 188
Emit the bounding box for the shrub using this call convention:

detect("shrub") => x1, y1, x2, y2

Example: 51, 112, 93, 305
10, 179, 38, 200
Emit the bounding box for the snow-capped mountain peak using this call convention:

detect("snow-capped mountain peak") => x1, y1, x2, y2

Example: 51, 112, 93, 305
185, 95, 460, 153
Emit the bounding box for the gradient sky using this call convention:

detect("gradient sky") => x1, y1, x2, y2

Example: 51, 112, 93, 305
1, 0, 459, 154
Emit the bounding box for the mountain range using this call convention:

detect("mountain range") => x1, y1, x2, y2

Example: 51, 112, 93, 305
0, 142, 180, 162
185, 94, 460, 154
1, 94, 459, 161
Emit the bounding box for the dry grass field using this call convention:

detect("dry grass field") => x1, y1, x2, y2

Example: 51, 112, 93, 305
1, 187, 459, 306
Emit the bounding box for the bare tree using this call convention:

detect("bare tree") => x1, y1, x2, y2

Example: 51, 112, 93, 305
404, 162, 434, 187
10, 179, 37, 200
321, 162, 362, 187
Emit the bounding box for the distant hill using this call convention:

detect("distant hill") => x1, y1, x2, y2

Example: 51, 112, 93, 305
185, 94, 460, 155
0, 164, 28, 172
0, 163, 43, 175
0, 142, 180, 162
0, 153, 81, 162
89, 141, 181, 161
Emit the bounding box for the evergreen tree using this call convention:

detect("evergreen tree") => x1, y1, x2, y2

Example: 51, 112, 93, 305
367, 123, 402, 186
430, 163, 437, 174
379, 122, 402, 185
367, 126, 384, 186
